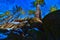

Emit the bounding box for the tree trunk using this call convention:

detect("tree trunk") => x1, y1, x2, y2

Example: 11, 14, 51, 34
35, 4, 42, 23
35, 4, 41, 20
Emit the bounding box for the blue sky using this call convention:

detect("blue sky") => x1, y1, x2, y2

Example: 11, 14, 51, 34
0, 0, 60, 38
0, 0, 60, 18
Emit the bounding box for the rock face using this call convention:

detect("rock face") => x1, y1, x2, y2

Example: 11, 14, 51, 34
43, 10, 60, 40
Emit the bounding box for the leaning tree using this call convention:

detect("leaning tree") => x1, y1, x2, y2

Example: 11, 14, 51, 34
29, 0, 45, 23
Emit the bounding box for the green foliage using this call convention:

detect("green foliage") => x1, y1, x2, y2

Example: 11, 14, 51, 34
13, 5, 22, 13
0, 11, 10, 18
36, 0, 44, 4
28, 10, 35, 15
15, 5, 25, 15
16, 7, 22, 12
0, 14, 5, 18
50, 6, 57, 12
5, 11, 10, 15
32, 0, 44, 7
32, 1, 37, 7
21, 10, 25, 15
